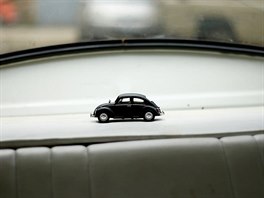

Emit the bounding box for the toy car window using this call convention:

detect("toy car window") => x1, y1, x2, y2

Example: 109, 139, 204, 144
119, 97, 131, 104
133, 98, 145, 104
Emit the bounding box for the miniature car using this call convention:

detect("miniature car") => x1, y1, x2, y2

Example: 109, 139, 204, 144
91, 93, 164, 123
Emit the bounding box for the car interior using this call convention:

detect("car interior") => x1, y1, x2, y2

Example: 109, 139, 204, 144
1, 41, 263, 198
1, 1, 263, 198
1, 134, 264, 198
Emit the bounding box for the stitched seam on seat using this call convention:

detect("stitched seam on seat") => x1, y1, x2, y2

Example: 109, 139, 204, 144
86, 147, 93, 198
50, 148, 54, 198
219, 139, 236, 198
253, 135, 264, 191
15, 150, 18, 198
13, 150, 17, 198
253, 135, 264, 166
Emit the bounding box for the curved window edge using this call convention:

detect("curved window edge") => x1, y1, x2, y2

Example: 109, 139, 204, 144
0, 39, 263, 66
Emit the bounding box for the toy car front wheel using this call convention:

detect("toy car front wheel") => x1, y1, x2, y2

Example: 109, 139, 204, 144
98, 112, 110, 123
144, 111, 155, 121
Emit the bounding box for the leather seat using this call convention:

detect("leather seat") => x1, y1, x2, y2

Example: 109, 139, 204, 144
1, 135, 263, 198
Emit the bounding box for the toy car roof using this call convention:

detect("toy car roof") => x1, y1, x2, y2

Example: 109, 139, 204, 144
118, 93, 147, 98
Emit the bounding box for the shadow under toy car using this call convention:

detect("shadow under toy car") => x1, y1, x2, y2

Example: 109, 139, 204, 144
91, 93, 164, 123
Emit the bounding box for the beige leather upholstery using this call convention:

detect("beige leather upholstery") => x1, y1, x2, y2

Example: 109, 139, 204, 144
89, 138, 234, 198
51, 146, 90, 198
0, 150, 16, 198
16, 147, 52, 198
221, 136, 264, 198
1, 135, 263, 198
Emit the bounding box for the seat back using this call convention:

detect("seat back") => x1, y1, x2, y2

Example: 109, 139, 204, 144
1, 135, 263, 198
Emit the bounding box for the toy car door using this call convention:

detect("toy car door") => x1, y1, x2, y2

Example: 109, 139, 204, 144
131, 97, 145, 118
112, 97, 132, 118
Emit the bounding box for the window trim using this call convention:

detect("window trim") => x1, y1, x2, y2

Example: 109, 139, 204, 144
1, 39, 263, 66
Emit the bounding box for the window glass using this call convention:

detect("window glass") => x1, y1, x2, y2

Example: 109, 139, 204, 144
119, 97, 131, 104
1, 0, 263, 54
133, 98, 145, 104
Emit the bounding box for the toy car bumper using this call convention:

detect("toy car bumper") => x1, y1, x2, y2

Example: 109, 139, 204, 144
158, 110, 165, 116
90, 113, 96, 117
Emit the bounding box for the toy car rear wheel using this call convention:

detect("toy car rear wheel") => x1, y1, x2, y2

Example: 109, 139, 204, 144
98, 112, 110, 123
144, 111, 155, 121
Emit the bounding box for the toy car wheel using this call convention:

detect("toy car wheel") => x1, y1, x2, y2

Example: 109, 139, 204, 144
144, 111, 155, 121
98, 112, 110, 123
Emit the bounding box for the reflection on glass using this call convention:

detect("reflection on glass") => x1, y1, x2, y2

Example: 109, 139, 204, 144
79, 0, 162, 40
0, 0, 263, 53
196, 15, 237, 43
0, 0, 17, 24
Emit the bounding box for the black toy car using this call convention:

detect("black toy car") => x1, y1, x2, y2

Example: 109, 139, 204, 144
91, 93, 164, 123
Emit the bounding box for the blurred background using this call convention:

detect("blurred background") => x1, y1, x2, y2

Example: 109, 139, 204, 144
0, 0, 263, 54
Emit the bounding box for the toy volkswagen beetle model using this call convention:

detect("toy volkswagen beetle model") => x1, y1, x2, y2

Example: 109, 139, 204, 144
91, 93, 164, 123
